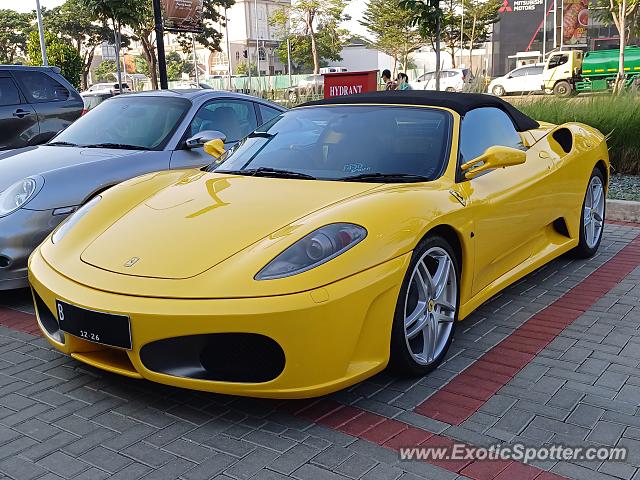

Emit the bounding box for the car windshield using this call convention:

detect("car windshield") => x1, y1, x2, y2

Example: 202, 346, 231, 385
210, 105, 452, 181
53, 96, 190, 150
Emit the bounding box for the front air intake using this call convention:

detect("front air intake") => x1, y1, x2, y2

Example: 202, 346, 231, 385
140, 333, 285, 383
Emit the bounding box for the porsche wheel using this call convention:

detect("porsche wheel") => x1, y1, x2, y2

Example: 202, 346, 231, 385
492, 85, 505, 96
390, 236, 459, 375
573, 168, 606, 258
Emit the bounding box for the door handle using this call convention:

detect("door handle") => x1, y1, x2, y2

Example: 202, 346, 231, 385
12, 109, 31, 118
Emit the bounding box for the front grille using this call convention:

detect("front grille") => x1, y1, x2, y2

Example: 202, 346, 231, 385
140, 333, 286, 383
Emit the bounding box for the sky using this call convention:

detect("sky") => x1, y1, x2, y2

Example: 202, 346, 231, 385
0, 0, 369, 38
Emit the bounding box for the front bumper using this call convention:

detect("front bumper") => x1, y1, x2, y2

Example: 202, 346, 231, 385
0, 209, 66, 290
29, 248, 411, 398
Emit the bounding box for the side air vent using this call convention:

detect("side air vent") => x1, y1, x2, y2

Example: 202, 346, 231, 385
552, 128, 573, 154
552, 218, 571, 238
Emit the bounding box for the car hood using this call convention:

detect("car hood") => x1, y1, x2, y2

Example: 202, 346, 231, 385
79, 171, 379, 280
0, 145, 139, 192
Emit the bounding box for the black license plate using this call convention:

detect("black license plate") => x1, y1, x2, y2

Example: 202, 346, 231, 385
56, 300, 132, 349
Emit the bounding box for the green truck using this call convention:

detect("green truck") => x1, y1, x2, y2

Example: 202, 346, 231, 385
542, 46, 640, 96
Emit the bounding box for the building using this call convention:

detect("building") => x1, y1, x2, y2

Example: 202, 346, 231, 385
490, 0, 623, 76
216, 0, 290, 76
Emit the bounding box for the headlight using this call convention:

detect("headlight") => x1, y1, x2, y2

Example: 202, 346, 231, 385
51, 196, 101, 244
0, 178, 38, 217
256, 223, 367, 280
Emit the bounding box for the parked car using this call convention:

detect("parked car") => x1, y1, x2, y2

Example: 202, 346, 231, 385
29, 90, 608, 397
488, 64, 545, 96
0, 65, 83, 150
319, 66, 348, 74
410, 68, 471, 92
85, 82, 131, 94
0, 89, 286, 290
287, 74, 324, 102
80, 92, 112, 115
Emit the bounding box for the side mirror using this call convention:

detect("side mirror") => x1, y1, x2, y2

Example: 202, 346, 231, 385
185, 130, 226, 149
204, 138, 225, 159
461, 145, 526, 180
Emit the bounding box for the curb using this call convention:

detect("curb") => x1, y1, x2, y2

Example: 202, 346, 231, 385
607, 199, 640, 223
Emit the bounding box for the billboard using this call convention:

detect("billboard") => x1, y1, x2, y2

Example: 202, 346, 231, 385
162, 0, 204, 33
563, 0, 588, 46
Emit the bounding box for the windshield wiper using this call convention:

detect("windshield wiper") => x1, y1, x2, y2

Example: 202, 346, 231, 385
48, 141, 79, 147
216, 167, 316, 180
340, 173, 431, 183
81, 143, 151, 151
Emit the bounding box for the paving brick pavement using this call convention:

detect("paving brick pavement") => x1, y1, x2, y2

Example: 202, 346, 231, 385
0, 222, 638, 480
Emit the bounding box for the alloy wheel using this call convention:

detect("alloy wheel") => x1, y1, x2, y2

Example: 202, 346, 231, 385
403, 247, 457, 366
584, 175, 605, 249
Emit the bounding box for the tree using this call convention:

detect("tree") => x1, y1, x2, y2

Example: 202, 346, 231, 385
44, 0, 120, 89
176, 0, 235, 55
360, 0, 423, 73
271, 0, 349, 74
462, 0, 500, 71
80, 0, 141, 89
94, 59, 117, 82
166, 51, 193, 80
134, 56, 150, 77
0, 10, 34, 64
593, 0, 640, 92
235, 61, 257, 76
27, 31, 83, 88
274, 27, 344, 73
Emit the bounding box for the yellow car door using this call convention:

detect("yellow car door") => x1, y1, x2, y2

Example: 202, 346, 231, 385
455, 107, 553, 296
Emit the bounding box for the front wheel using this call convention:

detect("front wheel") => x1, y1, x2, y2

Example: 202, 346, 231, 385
492, 85, 505, 96
553, 80, 573, 97
573, 168, 606, 258
390, 236, 460, 376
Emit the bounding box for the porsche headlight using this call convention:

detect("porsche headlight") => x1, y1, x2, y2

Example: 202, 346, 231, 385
0, 178, 38, 217
51, 196, 101, 244
256, 223, 367, 280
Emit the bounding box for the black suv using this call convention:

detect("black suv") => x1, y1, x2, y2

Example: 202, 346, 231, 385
0, 65, 83, 150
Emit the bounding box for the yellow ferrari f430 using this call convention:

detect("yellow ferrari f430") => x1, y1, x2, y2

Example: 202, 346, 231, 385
29, 91, 608, 398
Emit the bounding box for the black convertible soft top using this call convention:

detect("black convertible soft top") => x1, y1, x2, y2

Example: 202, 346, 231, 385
300, 90, 540, 132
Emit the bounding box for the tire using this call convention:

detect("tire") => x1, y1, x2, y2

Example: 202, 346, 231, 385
445, 87, 456, 92
389, 235, 460, 376
492, 85, 505, 96
288, 90, 298, 103
573, 167, 606, 258
553, 80, 573, 97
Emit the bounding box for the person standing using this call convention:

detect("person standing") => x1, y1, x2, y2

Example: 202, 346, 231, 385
381, 69, 397, 90
397, 73, 412, 90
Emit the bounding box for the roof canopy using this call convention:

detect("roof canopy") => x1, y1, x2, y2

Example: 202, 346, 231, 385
300, 90, 540, 132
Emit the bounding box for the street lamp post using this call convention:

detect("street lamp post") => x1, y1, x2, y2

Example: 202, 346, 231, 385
35, 0, 48, 66
152, 0, 169, 89
192, 33, 200, 85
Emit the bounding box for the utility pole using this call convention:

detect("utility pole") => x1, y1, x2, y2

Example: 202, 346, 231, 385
255, 0, 261, 94
459, 5, 464, 67
542, 0, 547, 58
225, 7, 232, 90
35, 0, 48, 66
152, 0, 169, 89
114, 27, 123, 93
192, 33, 200, 85
287, 37, 292, 87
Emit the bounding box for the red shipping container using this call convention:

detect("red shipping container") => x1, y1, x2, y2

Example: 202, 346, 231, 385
323, 71, 378, 98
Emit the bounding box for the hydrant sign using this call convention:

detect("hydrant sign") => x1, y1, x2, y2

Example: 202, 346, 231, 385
323, 71, 378, 98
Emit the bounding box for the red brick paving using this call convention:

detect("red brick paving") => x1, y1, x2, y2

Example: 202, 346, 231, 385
415, 233, 640, 426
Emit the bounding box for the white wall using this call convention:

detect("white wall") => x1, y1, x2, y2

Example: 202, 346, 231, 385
338, 46, 394, 72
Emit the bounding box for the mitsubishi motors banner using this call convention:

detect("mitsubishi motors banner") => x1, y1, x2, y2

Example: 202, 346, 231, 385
161, 0, 204, 33
563, 0, 588, 45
